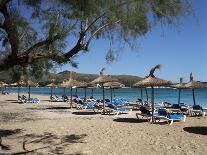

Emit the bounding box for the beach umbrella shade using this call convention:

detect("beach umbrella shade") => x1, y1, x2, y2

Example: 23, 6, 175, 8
90, 68, 117, 111
133, 64, 172, 123
103, 81, 123, 102
185, 73, 207, 105
60, 78, 82, 107
46, 83, 57, 98
172, 77, 186, 104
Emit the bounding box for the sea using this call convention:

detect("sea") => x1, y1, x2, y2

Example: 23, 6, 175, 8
5, 87, 207, 107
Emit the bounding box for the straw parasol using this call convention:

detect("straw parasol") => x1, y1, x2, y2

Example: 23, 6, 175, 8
185, 73, 207, 105
133, 64, 172, 122
46, 79, 57, 98
103, 81, 123, 102
90, 68, 117, 111
172, 77, 186, 104
60, 73, 82, 107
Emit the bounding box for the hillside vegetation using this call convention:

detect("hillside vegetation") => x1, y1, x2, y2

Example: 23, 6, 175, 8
0, 71, 142, 87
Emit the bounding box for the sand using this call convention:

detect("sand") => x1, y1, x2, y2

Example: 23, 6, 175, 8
0, 93, 207, 155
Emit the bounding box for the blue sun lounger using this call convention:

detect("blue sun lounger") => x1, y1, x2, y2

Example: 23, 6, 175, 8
154, 108, 186, 125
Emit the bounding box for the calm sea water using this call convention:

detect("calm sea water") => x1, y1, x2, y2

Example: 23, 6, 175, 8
5, 87, 207, 107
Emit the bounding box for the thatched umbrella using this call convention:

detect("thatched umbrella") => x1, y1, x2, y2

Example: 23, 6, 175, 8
103, 81, 123, 102
185, 73, 207, 105
172, 77, 186, 104
90, 68, 117, 111
133, 64, 172, 122
46, 81, 57, 98
60, 77, 82, 107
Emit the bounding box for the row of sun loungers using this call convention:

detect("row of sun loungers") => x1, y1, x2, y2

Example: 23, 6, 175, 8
18, 95, 40, 104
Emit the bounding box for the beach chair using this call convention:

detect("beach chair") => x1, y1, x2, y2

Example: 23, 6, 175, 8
106, 103, 132, 116
154, 108, 186, 125
50, 96, 64, 102
136, 106, 152, 122
189, 105, 206, 117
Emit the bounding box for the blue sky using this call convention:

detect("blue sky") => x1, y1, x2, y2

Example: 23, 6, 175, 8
58, 0, 207, 83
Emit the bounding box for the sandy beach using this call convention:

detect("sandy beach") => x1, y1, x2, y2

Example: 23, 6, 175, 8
0, 93, 207, 155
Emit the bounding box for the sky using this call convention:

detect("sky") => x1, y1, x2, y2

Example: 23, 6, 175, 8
57, 0, 207, 83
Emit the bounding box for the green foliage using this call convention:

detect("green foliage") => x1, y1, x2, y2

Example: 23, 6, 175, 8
0, 0, 193, 78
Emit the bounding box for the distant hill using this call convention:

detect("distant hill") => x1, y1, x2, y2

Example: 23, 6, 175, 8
0, 70, 143, 87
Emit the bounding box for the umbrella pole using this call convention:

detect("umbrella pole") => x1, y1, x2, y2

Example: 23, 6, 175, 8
28, 85, 31, 101
113, 88, 115, 98
70, 87, 72, 108
85, 87, 87, 99
102, 84, 105, 111
110, 87, 112, 102
192, 88, 196, 105
50, 87, 53, 98
92, 88, 93, 97
63, 87, 66, 96
145, 88, 148, 102
151, 86, 155, 123
18, 85, 20, 99
178, 88, 181, 104
141, 88, 143, 105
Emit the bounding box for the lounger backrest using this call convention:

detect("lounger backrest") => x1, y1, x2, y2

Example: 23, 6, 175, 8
192, 105, 202, 110
140, 106, 151, 115
158, 109, 168, 116
172, 104, 180, 109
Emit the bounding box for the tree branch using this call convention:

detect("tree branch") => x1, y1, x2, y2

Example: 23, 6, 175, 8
86, 19, 121, 49
24, 34, 61, 55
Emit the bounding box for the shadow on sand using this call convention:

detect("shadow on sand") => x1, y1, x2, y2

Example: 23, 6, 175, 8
183, 126, 207, 135
72, 111, 98, 115
10, 132, 87, 155
0, 129, 22, 151
0, 129, 22, 137
113, 118, 148, 123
